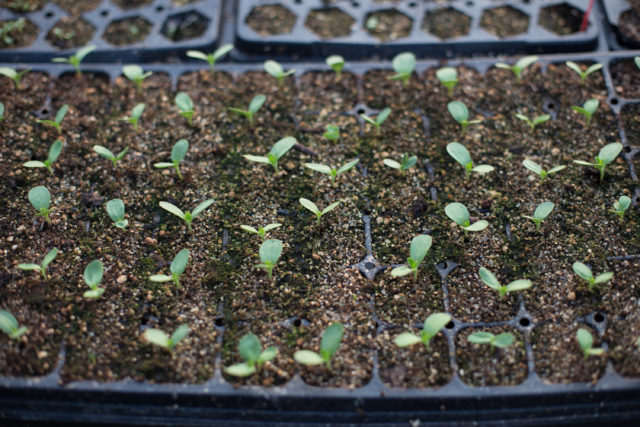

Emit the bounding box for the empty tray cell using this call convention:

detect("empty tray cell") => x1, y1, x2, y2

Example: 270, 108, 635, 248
305, 7, 355, 39
103, 16, 152, 46
538, 2, 585, 36
365, 8, 412, 42
422, 7, 471, 40
246, 4, 296, 36
161, 10, 209, 42
480, 5, 529, 38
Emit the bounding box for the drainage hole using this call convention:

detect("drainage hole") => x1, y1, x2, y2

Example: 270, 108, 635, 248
610, 98, 619, 105
519, 317, 531, 327
100, 10, 109, 17
594, 313, 605, 323
445, 321, 455, 329
214, 317, 225, 327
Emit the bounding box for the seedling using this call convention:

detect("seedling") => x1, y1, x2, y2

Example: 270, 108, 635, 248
393, 313, 451, 349
36, 104, 68, 135
478, 267, 532, 300
515, 113, 550, 132
522, 159, 565, 182
105, 199, 127, 229
52, 45, 96, 75
323, 124, 340, 141
573, 142, 623, 182
23, 139, 62, 174
436, 67, 458, 97
28, 185, 52, 225
83, 259, 105, 299
154, 139, 189, 180
577, 328, 604, 360
635, 57, 640, 70
175, 92, 195, 126
326, 55, 345, 79
119, 103, 145, 132
610, 195, 631, 222
446, 142, 493, 180
186, 44, 233, 75
447, 101, 481, 135
468, 331, 515, 348
0, 310, 27, 339
0, 101, 3, 121
360, 107, 391, 135
495, 55, 538, 82
240, 223, 281, 240
571, 99, 599, 124
445, 202, 488, 234
122, 65, 152, 92
299, 198, 341, 224
0, 66, 30, 89
17, 248, 58, 280
388, 52, 415, 86
159, 199, 214, 232
572, 261, 613, 292
255, 239, 282, 280
143, 324, 189, 352
383, 153, 417, 175
229, 94, 265, 127
93, 145, 129, 166
294, 322, 343, 369
522, 201, 554, 231
566, 61, 603, 84
149, 249, 190, 288
244, 136, 296, 174
304, 159, 359, 183
390, 235, 432, 280
224, 333, 278, 377
263, 60, 295, 86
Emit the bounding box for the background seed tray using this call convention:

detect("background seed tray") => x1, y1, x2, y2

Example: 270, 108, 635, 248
600, 0, 640, 50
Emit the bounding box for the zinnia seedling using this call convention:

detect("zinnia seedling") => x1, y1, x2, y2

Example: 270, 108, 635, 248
23, 139, 62, 174
0, 101, 3, 121
383, 153, 417, 175
255, 239, 282, 280
566, 61, 603, 84
388, 52, 415, 86
393, 313, 451, 350
224, 333, 278, 377
122, 65, 152, 92
572, 261, 613, 292
445, 202, 488, 234
263, 60, 295, 86
28, 185, 52, 225
0, 310, 27, 339
522, 201, 554, 231
52, 45, 96, 75
522, 159, 565, 182
143, 324, 189, 352
571, 99, 599, 124
240, 223, 281, 240
573, 142, 623, 182
244, 136, 297, 174
304, 159, 359, 183
229, 94, 265, 128
324, 124, 340, 141
495, 55, 538, 82
447, 101, 481, 135
299, 198, 341, 224
154, 139, 189, 180
105, 199, 127, 229
515, 112, 550, 132
478, 267, 532, 300
446, 142, 493, 180
149, 249, 190, 288
36, 104, 68, 135
93, 144, 129, 167
436, 67, 458, 97
175, 92, 195, 126
159, 199, 214, 232
577, 328, 604, 360
610, 195, 631, 222
83, 259, 105, 299
360, 107, 390, 135
0, 66, 30, 90
468, 331, 515, 348
294, 322, 343, 370
326, 55, 345, 79
390, 234, 432, 280
17, 248, 58, 280
186, 43, 233, 75
119, 103, 145, 132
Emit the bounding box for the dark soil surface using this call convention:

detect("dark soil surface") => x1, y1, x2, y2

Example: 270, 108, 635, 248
365, 9, 412, 42
422, 7, 471, 39
619, 7, 640, 45
480, 6, 529, 38
537, 4, 584, 36
305, 7, 355, 39
102, 17, 152, 46
112, 0, 153, 10
53, 0, 101, 14
246, 4, 296, 36
45, 17, 95, 50
611, 59, 640, 99
0, 0, 46, 13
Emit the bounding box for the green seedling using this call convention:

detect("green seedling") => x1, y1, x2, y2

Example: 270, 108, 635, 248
229, 94, 265, 127
175, 92, 195, 126
515, 113, 550, 132
610, 195, 631, 222
573, 142, 623, 182
23, 139, 62, 174
224, 333, 278, 377
304, 159, 359, 183
52, 45, 96, 75
119, 103, 145, 132
93, 144, 129, 166
0, 310, 27, 339
105, 199, 127, 229
294, 322, 343, 369
244, 136, 297, 174
577, 328, 604, 360
393, 313, 451, 350
522, 201, 554, 231
159, 199, 214, 232
83, 259, 105, 299
28, 185, 52, 225
186, 43, 233, 74
0, 101, 3, 121
447, 101, 481, 135
323, 124, 340, 141
240, 223, 281, 240
388, 52, 415, 86
522, 159, 565, 182
149, 249, 190, 288
390, 235, 432, 280
468, 331, 515, 348
255, 239, 282, 280
36, 104, 68, 135
299, 198, 341, 224
478, 267, 532, 300
383, 153, 417, 175
17, 248, 58, 280
636, 57, 640, 70
571, 99, 599, 124
0, 66, 30, 90
154, 138, 189, 180
143, 324, 189, 352
445, 202, 488, 235
326, 55, 345, 79
436, 67, 458, 97
122, 65, 152, 92
263, 60, 295, 86
360, 107, 391, 135
495, 55, 538, 82
572, 261, 613, 292
446, 142, 494, 180
566, 61, 603, 84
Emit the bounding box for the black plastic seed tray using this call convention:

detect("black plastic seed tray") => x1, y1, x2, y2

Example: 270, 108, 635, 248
0, 0, 222, 63
600, 0, 640, 50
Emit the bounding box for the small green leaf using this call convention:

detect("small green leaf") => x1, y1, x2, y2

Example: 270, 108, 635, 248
28, 186, 50, 211
270, 136, 297, 159
258, 346, 278, 364
468, 331, 494, 344
106, 199, 125, 223
84, 260, 103, 287
259, 239, 282, 265
249, 94, 266, 114
383, 159, 401, 169
447, 101, 469, 123
144, 329, 170, 348
376, 107, 391, 125
300, 198, 320, 215
171, 139, 189, 163
409, 235, 432, 267
159, 201, 185, 219
170, 249, 190, 275
446, 142, 471, 167
294, 350, 325, 365
321, 201, 341, 216
445, 202, 469, 226
238, 333, 262, 364
149, 274, 172, 282
305, 163, 332, 175
593, 272, 613, 284
75, 45, 96, 62
192, 199, 214, 217
492, 332, 515, 348
93, 145, 115, 160
423, 313, 451, 339
175, 92, 193, 112
169, 324, 189, 348
224, 363, 256, 377
534, 202, 554, 221
576, 328, 593, 351
42, 248, 59, 268
17, 263, 40, 271
55, 104, 68, 124
48, 140, 63, 163
243, 154, 270, 164
505, 279, 532, 293
572, 262, 594, 281
320, 322, 343, 360
598, 142, 623, 164
464, 220, 488, 232
264, 60, 284, 78
337, 159, 359, 174
390, 266, 415, 277
393, 332, 422, 347
479, 267, 501, 290
240, 225, 258, 234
